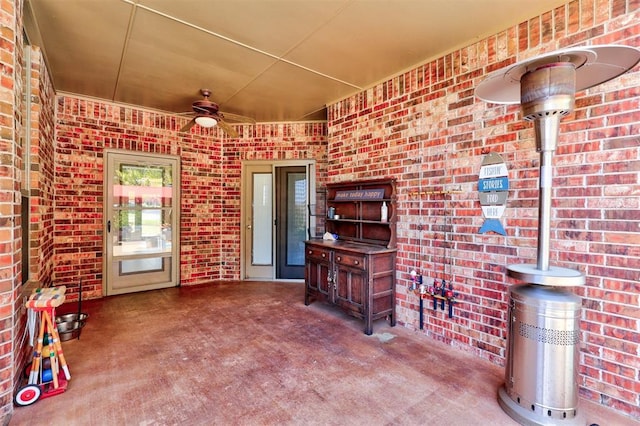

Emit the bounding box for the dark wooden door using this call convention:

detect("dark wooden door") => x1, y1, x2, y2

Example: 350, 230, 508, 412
276, 166, 307, 279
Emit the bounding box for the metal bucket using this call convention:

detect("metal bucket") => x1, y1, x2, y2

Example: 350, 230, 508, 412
57, 320, 85, 341
56, 312, 88, 325
55, 279, 88, 341
498, 284, 581, 425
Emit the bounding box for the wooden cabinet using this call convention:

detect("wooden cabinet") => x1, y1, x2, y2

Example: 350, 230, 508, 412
305, 179, 397, 335
304, 241, 396, 335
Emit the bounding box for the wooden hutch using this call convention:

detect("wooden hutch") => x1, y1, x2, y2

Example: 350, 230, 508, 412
304, 178, 397, 335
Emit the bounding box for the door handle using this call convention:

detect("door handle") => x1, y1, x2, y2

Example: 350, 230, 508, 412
107, 220, 111, 233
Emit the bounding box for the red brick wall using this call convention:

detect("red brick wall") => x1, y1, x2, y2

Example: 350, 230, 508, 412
7, 45, 59, 403
28, 46, 56, 289
0, 0, 20, 421
1, 37, 57, 426
327, 0, 639, 418
54, 96, 327, 294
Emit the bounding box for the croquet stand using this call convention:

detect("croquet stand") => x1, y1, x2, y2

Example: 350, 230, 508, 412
14, 286, 72, 407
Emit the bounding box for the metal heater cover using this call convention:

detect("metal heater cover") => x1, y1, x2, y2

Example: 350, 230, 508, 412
500, 285, 582, 425
475, 45, 640, 104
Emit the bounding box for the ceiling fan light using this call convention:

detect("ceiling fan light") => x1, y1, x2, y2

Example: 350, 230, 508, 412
195, 115, 217, 128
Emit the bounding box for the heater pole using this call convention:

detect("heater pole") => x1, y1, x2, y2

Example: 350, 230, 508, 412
522, 64, 574, 272
536, 140, 556, 272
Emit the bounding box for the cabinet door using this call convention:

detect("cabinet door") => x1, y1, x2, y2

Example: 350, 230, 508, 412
306, 257, 331, 296
334, 251, 366, 314
334, 265, 365, 314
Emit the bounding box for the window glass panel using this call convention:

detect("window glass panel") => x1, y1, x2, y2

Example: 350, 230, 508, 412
112, 163, 173, 257
113, 164, 173, 208
120, 257, 164, 275
287, 173, 306, 266
252, 173, 272, 265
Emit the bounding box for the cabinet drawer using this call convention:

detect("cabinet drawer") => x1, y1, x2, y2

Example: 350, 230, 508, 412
335, 252, 366, 270
306, 246, 331, 262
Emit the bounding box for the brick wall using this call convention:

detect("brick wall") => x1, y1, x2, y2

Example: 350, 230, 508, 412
54, 96, 327, 294
327, 0, 639, 418
1, 19, 56, 426
28, 46, 56, 289
0, 0, 20, 421
6, 45, 58, 409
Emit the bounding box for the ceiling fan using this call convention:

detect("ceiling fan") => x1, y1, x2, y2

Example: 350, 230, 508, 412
179, 89, 255, 137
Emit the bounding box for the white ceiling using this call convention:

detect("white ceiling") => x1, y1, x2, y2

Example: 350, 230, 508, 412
24, 0, 569, 123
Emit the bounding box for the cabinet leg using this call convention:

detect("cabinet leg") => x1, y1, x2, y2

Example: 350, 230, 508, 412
390, 313, 396, 327
364, 318, 373, 335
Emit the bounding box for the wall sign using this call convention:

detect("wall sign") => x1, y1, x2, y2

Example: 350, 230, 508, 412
478, 153, 508, 235
334, 189, 385, 201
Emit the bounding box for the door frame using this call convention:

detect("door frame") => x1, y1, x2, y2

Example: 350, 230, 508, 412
103, 149, 181, 296
240, 160, 316, 281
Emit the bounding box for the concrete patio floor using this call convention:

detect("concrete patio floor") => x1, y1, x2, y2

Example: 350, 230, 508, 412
9, 281, 635, 425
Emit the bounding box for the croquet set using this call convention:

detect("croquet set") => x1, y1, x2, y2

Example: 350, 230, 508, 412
14, 284, 88, 407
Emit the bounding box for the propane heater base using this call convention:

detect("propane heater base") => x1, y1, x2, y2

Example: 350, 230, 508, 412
498, 386, 582, 426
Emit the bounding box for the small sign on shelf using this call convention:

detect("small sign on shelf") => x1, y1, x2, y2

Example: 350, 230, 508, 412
334, 189, 385, 201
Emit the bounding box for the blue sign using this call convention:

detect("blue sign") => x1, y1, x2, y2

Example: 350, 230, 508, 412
478, 153, 509, 236
478, 177, 509, 192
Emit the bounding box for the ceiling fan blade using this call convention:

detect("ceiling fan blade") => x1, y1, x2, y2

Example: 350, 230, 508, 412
180, 118, 196, 132
219, 111, 256, 124
217, 119, 238, 138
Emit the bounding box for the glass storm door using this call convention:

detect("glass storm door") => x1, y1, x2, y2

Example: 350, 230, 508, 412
105, 151, 180, 295
276, 166, 306, 279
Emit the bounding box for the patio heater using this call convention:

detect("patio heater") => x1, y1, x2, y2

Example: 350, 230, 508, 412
475, 45, 640, 425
